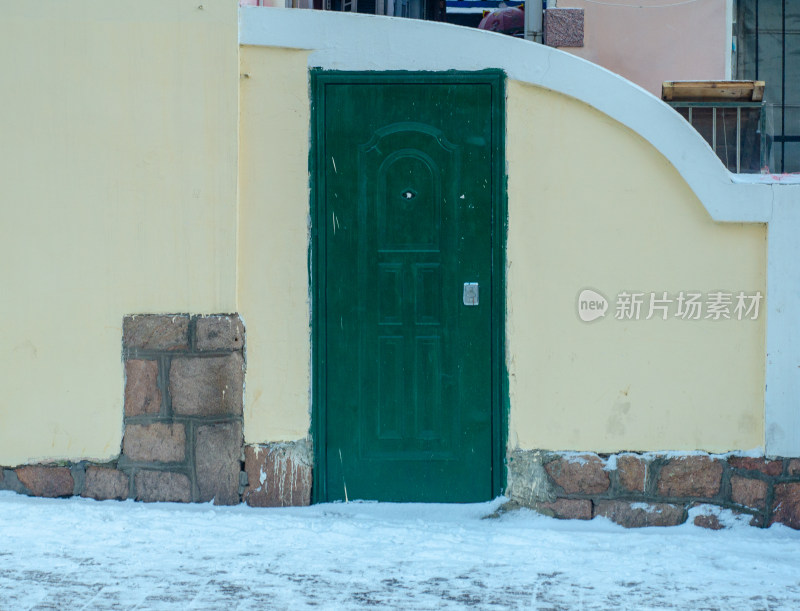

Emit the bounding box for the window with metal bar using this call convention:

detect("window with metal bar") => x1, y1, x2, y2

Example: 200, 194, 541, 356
737, 0, 800, 173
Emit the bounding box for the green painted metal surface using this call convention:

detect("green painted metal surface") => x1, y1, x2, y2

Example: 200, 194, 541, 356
312, 72, 505, 503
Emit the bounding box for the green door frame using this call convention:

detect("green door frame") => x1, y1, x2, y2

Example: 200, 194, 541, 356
310, 70, 508, 503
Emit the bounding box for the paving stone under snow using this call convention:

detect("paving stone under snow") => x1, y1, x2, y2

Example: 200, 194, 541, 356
0, 491, 799, 610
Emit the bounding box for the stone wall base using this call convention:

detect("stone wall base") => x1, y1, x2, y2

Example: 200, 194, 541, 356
508, 449, 800, 530
0, 438, 313, 507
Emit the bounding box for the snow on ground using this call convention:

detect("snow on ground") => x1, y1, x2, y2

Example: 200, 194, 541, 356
1, 492, 799, 610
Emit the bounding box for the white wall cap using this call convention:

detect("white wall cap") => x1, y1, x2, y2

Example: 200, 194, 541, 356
239, 7, 800, 223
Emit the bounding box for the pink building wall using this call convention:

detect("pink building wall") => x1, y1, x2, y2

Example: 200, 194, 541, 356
556, 0, 730, 97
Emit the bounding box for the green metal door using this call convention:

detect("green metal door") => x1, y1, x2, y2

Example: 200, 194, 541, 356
313, 72, 505, 503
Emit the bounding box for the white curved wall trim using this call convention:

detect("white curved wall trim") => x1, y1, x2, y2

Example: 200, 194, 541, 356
240, 8, 787, 222
240, 7, 800, 456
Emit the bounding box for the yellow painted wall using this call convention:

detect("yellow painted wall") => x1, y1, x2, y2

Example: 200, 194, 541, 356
0, 3, 765, 463
506, 80, 766, 453
235, 60, 766, 453
0, 1, 239, 466
238, 46, 312, 443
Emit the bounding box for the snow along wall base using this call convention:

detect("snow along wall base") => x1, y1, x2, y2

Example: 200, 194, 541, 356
507, 449, 800, 529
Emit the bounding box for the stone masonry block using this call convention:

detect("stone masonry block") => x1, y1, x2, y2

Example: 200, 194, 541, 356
123, 423, 186, 463
507, 449, 556, 506
195, 422, 243, 505
124, 359, 161, 417
787, 459, 800, 476
0, 470, 26, 494
244, 442, 311, 507
594, 500, 686, 528
749, 513, 766, 528
730, 475, 767, 509
657, 456, 722, 498
729, 456, 783, 477
693, 514, 724, 530
170, 353, 244, 416
544, 455, 609, 495
538, 498, 592, 520
196, 315, 244, 352
82, 467, 129, 501
16, 466, 74, 498
544, 8, 584, 48
135, 470, 191, 503
771, 482, 800, 530
617, 455, 647, 493
123, 315, 189, 351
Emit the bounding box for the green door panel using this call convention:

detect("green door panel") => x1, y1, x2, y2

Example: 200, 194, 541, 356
314, 73, 504, 503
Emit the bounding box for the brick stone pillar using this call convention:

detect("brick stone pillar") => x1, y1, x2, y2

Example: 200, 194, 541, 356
120, 314, 245, 505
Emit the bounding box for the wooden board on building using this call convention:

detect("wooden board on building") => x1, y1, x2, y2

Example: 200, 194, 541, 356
662, 81, 765, 102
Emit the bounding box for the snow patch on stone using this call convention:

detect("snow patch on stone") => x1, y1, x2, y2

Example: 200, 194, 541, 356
630, 502, 662, 514
688, 504, 754, 529
559, 452, 598, 466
